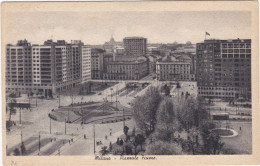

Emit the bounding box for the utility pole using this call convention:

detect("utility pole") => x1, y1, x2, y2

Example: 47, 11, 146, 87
21, 131, 23, 144
102, 101, 104, 123
116, 86, 118, 109
19, 108, 22, 124
50, 116, 52, 134
36, 96, 37, 107
38, 132, 41, 153
93, 124, 96, 154
225, 108, 227, 130
123, 109, 125, 127
81, 97, 83, 124
65, 118, 67, 135
110, 88, 113, 102
58, 93, 60, 108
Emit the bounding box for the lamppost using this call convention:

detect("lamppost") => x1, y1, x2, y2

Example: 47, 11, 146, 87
36, 92, 38, 107
38, 131, 41, 154
81, 97, 83, 124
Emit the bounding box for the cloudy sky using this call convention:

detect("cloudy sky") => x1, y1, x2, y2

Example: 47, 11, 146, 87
5, 11, 251, 45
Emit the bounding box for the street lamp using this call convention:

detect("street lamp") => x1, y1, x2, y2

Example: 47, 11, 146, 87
81, 97, 83, 124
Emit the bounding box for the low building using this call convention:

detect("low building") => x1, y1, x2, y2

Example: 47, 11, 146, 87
103, 56, 148, 80
156, 57, 191, 81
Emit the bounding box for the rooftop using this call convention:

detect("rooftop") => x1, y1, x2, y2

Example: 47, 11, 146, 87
124, 37, 147, 40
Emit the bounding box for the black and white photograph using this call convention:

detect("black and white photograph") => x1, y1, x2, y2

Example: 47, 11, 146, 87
1, 1, 259, 165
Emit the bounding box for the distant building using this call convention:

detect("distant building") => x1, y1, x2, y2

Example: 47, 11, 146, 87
103, 36, 122, 53
196, 39, 251, 100
156, 57, 191, 81
123, 37, 147, 56
91, 48, 104, 79
103, 56, 148, 80
147, 55, 158, 74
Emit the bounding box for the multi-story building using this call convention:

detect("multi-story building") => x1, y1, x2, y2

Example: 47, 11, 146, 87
81, 46, 91, 83
156, 59, 191, 81
103, 56, 148, 80
6, 39, 91, 96
91, 48, 104, 79
196, 39, 251, 100
6, 40, 32, 95
123, 37, 147, 56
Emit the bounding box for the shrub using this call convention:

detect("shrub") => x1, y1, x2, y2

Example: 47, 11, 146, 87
145, 141, 183, 155
14, 148, 20, 156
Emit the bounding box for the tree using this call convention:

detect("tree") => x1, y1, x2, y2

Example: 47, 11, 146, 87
133, 87, 162, 135
116, 137, 120, 145
135, 134, 145, 151
163, 84, 170, 96
132, 127, 136, 137
109, 141, 112, 151
154, 98, 178, 142
202, 131, 224, 154
145, 141, 183, 155
124, 143, 133, 155
100, 146, 108, 155
20, 142, 26, 155
124, 126, 129, 138
14, 148, 20, 156
177, 97, 209, 131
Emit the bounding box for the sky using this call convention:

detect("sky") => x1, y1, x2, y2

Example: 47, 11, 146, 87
5, 11, 251, 45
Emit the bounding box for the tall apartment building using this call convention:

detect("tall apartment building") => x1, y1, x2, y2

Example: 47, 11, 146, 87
123, 37, 147, 56
91, 48, 104, 79
6, 40, 32, 94
81, 46, 91, 83
156, 60, 191, 81
196, 39, 251, 100
103, 56, 148, 80
5, 39, 91, 95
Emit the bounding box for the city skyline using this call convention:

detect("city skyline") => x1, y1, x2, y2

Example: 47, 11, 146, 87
5, 11, 251, 45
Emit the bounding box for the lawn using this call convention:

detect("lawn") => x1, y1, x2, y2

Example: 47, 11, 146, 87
212, 129, 233, 136
221, 121, 252, 154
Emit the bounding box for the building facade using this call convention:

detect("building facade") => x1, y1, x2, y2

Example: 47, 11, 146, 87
6, 40, 32, 95
156, 60, 191, 81
91, 48, 104, 79
81, 46, 91, 83
103, 56, 148, 80
196, 39, 251, 100
123, 37, 147, 56
5, 39, 91, 95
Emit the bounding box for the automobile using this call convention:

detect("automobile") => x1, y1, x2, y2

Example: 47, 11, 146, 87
98, 92, 102, 95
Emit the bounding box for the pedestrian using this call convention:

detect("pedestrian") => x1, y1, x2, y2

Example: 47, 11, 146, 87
105, 135, 107, 140
240, 126, 242, 131
69, 140, 70, 144
51, 138, 52, 142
